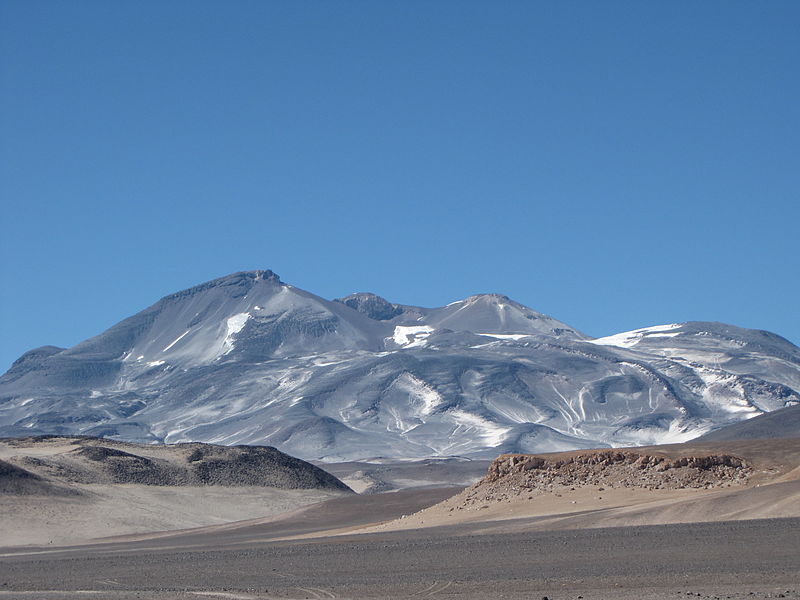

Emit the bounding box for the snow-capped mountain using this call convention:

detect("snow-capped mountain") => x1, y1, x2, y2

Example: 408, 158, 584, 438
1, 270, 798, 461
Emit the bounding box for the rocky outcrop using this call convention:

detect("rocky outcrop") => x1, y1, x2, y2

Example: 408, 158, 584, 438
182, 443, 353, 490
334, 292, 404, 320
482, 449, 751, 492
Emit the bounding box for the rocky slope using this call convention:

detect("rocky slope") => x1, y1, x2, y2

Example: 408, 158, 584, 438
0, 436, 353, 546
698, 403, 800, 441
0, 436, 352, 491
1, 270, 798, 461
433, 448, 756, 521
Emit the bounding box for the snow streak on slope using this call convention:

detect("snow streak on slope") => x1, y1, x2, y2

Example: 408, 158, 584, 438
1, 271, 799, 461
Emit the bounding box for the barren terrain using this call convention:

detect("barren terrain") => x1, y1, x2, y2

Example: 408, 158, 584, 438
357, 437, 800, 535
0, 436, 351, 545
1, 518, 798, 599
317, 457, 491, 493
1, 437, 799, 598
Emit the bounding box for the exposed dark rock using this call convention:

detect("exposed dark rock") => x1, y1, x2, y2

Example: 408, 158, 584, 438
182, 443, 352, 490
335, 292, 404, 320
0, 436, 353, 492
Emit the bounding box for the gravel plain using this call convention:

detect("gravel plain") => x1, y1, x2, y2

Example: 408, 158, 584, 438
2, 437, 799, 599
1, 517, 798, 599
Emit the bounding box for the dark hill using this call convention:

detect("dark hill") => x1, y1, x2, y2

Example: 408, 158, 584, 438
0, 436, 353, 493
697, 404, 800, 442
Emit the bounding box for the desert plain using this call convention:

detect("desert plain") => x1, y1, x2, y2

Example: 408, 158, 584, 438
1, 432, 799, 599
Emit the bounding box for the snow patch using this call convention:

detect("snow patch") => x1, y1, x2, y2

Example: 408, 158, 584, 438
393, 373, 444, 415
448, 410, 512, 445
314, 357, 350, 367
478, 333, 531, 341
589, 324, 682, 348
392, 325, 434, 348
222, 313, 251, 354
646, 332, 680, 339
618, 420, 707, 446
693, 366, 761, 415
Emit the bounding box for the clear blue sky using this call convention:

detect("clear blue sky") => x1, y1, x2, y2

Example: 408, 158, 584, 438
1, 1, 798, 371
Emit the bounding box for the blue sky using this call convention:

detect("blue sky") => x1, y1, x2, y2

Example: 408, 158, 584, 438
1, 1, 798, 371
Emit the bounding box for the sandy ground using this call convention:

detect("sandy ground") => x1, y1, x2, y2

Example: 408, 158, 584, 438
4, 437, 800, 547
318, 458, 491, 494
0, 437, 349, 546
339, 437, 800, 538
1, 518, 798, 599
355, 479, 800, 536
1, 437, 799, 598
0, 437, 484, 547
0, 484, 344, 546
0, 585, 797, 600
6, 437, 797, 548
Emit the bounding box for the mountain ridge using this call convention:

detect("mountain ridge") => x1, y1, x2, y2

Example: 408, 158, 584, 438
1, 270, 798, 461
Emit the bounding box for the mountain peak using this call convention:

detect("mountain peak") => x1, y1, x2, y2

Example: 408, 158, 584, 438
430, 293, 586, 339
464, 293, 512, 303
214, 269, 282, 286
162, 270, 282, 303
3, 271, 798, 461
334, 292, 404, 321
